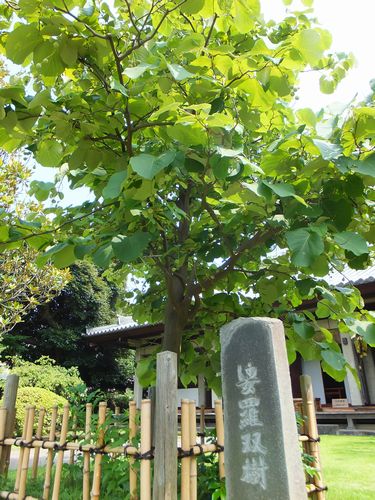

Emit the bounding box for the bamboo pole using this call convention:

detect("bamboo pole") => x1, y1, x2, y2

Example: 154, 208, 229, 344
52, 403, 70, 500
43, 405, 58, 500
189, 402, 197, 500
69, 413, 78, 465
83, 403, 93, 500
91, 402, 107, 500
18, 406, 35, 499
0, 408, 7, 467
115, 406, 120, 416
199, 406, 205, 445
31, 408, 45, 479
300, 375, 325, 500
181, 399, 190, 500
140, 399, 151, 500
1, 437, 220, 457
214, 400, 225, 480
14, 407, 29, 493
0, 374, 19, 477
129, 401, 138, 500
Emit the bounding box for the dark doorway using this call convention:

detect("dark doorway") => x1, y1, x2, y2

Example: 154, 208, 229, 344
322, 371, 346, 404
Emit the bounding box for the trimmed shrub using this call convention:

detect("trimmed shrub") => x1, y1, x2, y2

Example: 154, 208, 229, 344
13, 387, 67, 434
9, 356, 84, 398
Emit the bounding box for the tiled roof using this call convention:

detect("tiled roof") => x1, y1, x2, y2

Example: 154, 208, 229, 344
85, 316, 146, 337
327, 265, 375, 286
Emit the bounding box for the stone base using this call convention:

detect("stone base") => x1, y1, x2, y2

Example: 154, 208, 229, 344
317, 424, 339, 435
338, 429, 375, 436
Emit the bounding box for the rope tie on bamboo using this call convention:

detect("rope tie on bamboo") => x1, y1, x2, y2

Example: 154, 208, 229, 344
307, 435, 320, 443
134, 447, 154, 460
177, 447, 194, 459
92, 442, 108, 455
41, 439, 50, 449
215, 443, 224, 453
54, 441, 68, 451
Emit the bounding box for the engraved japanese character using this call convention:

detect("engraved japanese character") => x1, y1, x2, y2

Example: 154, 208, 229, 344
236, 362, 259, 396
241, 432, 267, 455
241, 456, 268, 489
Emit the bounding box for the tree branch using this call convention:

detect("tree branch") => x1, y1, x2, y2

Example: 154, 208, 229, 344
193, 227, 281, 294
0, 202, 117, 249
119, 0, 187, 61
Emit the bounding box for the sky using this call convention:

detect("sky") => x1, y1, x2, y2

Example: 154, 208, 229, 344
32, 0, 375, 205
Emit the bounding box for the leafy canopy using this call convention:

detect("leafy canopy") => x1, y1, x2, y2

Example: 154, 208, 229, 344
0, 0, 374, 389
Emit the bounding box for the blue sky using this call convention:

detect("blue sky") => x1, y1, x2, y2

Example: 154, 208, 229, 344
32, 0, 374, 206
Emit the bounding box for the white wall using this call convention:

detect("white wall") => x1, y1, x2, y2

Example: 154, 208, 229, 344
177, 388, 199, 407
302, 360, 326, 404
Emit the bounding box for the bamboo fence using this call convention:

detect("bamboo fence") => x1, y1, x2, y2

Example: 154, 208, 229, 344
0, 378, 325, 499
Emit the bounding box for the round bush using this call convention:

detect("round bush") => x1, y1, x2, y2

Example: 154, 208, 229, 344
13, 387, 67, 434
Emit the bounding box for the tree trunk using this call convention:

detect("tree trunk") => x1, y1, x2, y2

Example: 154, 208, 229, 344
161, 274, 190, 354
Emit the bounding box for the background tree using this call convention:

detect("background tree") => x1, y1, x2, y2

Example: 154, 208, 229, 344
0, 152, 70, 333
2, 261, 135, 391
0, 0, 374, 390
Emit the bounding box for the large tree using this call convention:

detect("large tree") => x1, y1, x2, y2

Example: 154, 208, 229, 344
0, 0, 374, 389
0, 151, 69, 333
2, 261, 135, 391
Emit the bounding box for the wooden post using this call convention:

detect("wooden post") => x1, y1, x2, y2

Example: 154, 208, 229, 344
43, 405, 58, 500
140, 399, 151, 500
0, 408, 7, 467
0, 374, 19, 476
52, 404, 70, 500
214, 400, 225, 480
83, 403, 92, 500
115, 406, 120, 416
300, 375, 325, 500
181, 399, 190, 500
189, 402, 197, 500
14, 408, 29, 493
152, 351, 178, 500
129, 401, 138, 500
32, 408, 45, 479
18, 406, 35, 499
91, 402, 107, 500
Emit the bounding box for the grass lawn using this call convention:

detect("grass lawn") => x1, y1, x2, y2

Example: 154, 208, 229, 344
320, 435, 375, 500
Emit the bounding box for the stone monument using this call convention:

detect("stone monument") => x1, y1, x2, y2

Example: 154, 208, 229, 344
220, 317, 307, 500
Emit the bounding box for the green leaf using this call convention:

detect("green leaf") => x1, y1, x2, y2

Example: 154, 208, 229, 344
262, 180, 295, 197
345, 320, 375, 346
111, 80, 128, 96
293, 321, 315, 340
167, 64, 194, 81
102, 171, 127, 199
42, 242, 76, 268
5, 24, 43, 64
92, 244, 113, 269
180, 0, 204, 14
312, 139, 343, 160
321, 349, 346, 371
112, 232, 151, 262
29, 180, 55, 201
124, 63, 156, 79
354, 154, 375, 177
286, 228, 324, 267
0, 226, 9, 242
35, 140, 63, 167
59, 39, 77, 67
334, 232, 369, 256
130, 152, 175, 180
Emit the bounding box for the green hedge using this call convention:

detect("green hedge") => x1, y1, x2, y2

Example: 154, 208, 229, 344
13, 387, 67, 434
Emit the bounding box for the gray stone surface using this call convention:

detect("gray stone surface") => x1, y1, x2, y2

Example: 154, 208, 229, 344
220, 317, 307, 500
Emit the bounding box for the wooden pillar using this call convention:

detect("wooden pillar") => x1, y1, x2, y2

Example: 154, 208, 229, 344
135, 348, 143, 409
152, 351, 178, 500
0, 374, 19, 476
